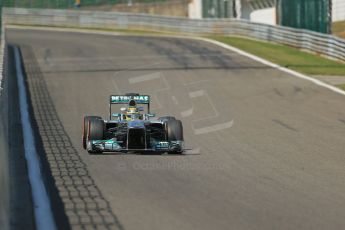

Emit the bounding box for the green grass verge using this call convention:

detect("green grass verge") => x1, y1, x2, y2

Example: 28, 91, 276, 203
337, 84, 345, 91
332, 20, 345, 39
210, 36, 345, 76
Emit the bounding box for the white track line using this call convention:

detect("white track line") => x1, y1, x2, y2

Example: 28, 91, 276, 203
197, 37, 345, 96
189, 90, 205, 98
14, 47, 57, 230
128, 72, 161, 84
193, 120, 234, 135
181, 108, 194, 118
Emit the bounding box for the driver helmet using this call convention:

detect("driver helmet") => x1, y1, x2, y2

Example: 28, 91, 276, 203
124, 100, 141, 120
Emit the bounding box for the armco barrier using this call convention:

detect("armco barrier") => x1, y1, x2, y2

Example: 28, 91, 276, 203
2, 7, 345, 62
0, 10, 8, 230
0, 18, 5, 92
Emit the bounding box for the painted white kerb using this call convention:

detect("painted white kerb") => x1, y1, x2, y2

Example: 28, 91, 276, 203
14, 47, 57, 230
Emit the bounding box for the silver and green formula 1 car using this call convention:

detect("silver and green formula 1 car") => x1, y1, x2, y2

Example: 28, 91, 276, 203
82, 93, 184, 154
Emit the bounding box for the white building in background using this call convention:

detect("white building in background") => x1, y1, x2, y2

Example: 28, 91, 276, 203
189, 0, 344, 24
332, 0, 345, 22
189, 0, 276, 24
235, 0, 276, 24
188, 0, 202, 19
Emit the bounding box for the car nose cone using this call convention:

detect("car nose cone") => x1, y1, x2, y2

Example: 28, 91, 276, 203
127, 120, 145, 129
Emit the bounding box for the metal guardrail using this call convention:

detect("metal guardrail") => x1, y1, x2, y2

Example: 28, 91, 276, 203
2, 7, 345, 62
0, 17, 5, 93
0, 8, 9, 230
2, 0, 168, 9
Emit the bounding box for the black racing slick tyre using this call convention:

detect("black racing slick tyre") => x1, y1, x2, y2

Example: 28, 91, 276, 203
82, 116, 101, 149
88, 118, 104, 141
165, 119, 184, 154
87, 118, 105, 154
165, 119, 183, 141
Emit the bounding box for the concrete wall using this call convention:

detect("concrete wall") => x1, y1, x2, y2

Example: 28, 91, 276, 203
333, 0, 345, 22
250, 7, 275, 25
0, 96, 9, 230
188, 0, 202, 19
238, 0, 275, 25
0, 93, 9, 230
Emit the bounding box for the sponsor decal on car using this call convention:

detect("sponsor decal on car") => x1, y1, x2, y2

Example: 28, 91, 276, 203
110, 95, 150, 104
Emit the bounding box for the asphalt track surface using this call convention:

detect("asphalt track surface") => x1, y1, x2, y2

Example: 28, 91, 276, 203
8, 28, 345, 230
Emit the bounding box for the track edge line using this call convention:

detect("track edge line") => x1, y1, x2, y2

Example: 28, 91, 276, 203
14, 46, 57, 230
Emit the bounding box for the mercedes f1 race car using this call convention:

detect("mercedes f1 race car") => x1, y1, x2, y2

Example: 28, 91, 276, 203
82, 93, 184, 154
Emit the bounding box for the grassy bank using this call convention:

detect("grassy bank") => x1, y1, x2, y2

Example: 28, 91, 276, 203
210, 36, 345, 76
338, 84, 345, 91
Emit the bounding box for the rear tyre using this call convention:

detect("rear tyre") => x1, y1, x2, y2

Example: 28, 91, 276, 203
82, 116, 102, 149
164, 119, 184, 154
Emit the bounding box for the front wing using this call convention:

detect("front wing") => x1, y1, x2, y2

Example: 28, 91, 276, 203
87, 139, 184, 153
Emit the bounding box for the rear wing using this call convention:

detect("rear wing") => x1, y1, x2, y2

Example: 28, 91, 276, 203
110, 95, 150, 104
109, 95, 151, 119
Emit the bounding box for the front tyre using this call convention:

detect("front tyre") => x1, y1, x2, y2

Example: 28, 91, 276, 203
164, 119, 184, 154
82, 116, 102, 149
86, 118, 104, 154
